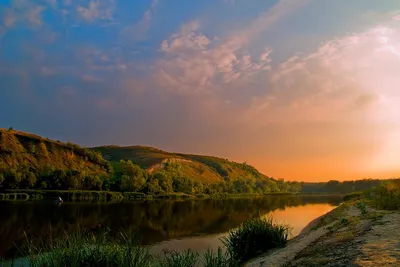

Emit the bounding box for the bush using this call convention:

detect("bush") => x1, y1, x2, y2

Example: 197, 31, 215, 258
369, 180, 400, 210
222, 217, 290, 263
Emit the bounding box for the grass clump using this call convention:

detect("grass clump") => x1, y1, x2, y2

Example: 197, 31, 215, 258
202, 247, 239, 267
25, 231, 153, 267
222, 217, 290, 263
158, 249, 199, 267
16, 217, 290, 266
356, 202, 367, 214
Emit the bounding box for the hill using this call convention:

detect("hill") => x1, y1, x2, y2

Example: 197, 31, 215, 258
0, 128, 111, 190
0, 129, 300, 195
93, 145, 272, 185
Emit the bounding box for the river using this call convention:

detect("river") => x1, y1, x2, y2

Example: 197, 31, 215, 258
0, 195, 342, 260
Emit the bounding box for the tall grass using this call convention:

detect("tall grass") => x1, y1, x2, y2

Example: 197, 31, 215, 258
222, 217, 290, 263
369, 180, 400, 210
16, 217, 290, 266
158, 249, 199, 267
24, 231, 153, 267
202, 247, 239, 267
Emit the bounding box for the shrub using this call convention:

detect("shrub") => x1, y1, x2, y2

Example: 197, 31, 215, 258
222, 217, 290, 263
369, 180, 400, 210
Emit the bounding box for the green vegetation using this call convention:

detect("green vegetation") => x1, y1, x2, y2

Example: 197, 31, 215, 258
368, 180, 400, 210
158, 250, 199, 267
222, 218, 290, 263
300, 179, 399, 195
26, 231, 153, 267
1, 129, 395, 199
0, 129, 301, 198
0, 129, 110, 192
16, 217, 289, 267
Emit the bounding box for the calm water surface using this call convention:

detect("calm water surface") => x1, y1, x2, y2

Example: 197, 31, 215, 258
0, 195, 342, 259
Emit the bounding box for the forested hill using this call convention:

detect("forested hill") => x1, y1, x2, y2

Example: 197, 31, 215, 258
0, 128, 394, 195
0, 128, 111, 190
92, 145, 299, 193
0, 129, 299, 194
94, 146, 271, 184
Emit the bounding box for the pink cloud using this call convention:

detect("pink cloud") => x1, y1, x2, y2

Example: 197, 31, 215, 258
77, 0, 114, 22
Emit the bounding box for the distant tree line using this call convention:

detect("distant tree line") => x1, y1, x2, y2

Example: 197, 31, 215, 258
299, 179, 398, 194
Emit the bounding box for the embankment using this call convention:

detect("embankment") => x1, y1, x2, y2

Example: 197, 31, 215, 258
247, 200, 400, 267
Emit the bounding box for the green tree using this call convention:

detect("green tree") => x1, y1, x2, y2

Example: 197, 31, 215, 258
153, 171, 173, 193
147, 178, 162, 194
26, 172, 37, 188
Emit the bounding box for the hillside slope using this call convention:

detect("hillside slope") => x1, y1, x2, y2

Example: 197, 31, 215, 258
0, 128, 110, 189
93, 146, 273, 185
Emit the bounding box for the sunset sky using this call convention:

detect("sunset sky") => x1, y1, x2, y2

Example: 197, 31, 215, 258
1, 0, 400, 181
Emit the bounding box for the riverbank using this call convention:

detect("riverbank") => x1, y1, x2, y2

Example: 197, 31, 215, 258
1, 189, 297, 202
246, 199, 400, 266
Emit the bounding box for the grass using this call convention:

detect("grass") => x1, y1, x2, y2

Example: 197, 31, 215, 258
158, 249, 199, 267
343, 191, 364, 201
24, 231, 153, 267
221, 217, 290, 263
356, 202, 367, 214
9, 216, 290, 267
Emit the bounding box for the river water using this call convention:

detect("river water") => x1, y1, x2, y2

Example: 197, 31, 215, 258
0, 195, 342, 260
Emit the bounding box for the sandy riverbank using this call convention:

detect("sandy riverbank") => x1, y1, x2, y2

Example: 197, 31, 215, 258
247, 200, 400, 267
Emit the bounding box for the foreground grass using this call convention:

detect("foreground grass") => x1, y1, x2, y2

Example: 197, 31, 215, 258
222, 218, 290, 263
10, 217, 289, 267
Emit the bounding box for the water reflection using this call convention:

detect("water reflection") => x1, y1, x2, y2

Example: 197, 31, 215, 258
0, 195, 342, 259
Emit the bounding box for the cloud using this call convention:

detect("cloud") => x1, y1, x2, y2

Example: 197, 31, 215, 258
393, 14, 400, 21
160, 21, 211, 53
122, 0, 159, 41
250, 26, 400, 122
80, 74, 103, 83
77, 0, 114, 22
4, 10, 16, 27
155, 0, 307, 94
240, 25, 400, 176
1, 1, 45, 28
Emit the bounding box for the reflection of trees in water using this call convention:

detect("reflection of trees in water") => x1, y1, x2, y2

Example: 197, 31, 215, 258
0, 195, 342, 259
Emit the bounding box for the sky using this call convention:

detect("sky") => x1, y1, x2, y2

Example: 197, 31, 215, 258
1, 0, 400, 182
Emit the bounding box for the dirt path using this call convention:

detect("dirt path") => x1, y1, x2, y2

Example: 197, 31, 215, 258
246, 202, 400, 267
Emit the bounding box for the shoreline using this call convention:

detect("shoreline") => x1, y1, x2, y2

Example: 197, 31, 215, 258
246, 199, 400, 266
1, 189, 344, 202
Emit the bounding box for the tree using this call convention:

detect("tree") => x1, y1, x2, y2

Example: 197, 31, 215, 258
153, 171, 173, 193
147, 179, 162, 194
26, 172, 37, 188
